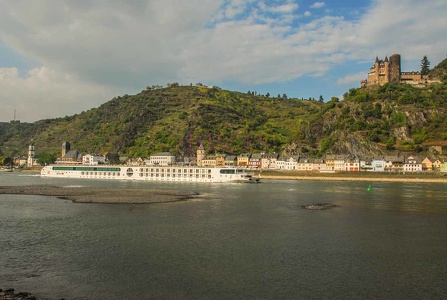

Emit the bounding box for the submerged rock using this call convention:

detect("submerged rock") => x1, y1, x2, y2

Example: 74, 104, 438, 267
301, 203, 340, 210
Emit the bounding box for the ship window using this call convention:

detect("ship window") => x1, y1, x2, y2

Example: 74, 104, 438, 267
126, 168, 133, 177
220, 169, 235, 174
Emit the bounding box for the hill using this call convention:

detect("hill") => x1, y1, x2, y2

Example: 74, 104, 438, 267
1, 58, 447, 162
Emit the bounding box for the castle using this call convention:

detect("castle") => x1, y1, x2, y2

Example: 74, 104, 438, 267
361, 54, 429, 88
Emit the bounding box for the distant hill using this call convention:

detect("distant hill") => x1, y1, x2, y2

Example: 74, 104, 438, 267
1, 59, 447, 161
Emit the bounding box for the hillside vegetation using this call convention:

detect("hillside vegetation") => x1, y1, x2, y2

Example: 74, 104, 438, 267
1, 58, 447, 161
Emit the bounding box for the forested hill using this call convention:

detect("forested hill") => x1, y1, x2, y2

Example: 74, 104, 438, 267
1, 58, 447, 161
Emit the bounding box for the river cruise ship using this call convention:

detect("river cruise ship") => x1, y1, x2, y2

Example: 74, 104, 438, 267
41, 165, 260, 183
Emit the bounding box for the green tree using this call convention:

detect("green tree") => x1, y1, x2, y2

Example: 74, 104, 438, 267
421, 55, 430, 75
319, 95, 324, 102
38, 152, 56, 166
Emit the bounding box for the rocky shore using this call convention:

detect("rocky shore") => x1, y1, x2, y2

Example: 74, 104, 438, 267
0, 288, 51, 300
0, 185, 200, 204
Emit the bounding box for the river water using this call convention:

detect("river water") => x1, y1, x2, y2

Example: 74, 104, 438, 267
1, 172, 447, 299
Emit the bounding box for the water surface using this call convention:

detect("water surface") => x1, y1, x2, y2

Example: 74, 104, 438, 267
1, 172, 446, 299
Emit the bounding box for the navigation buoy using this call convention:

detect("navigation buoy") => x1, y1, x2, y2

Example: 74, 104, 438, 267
367, 184, 371, 192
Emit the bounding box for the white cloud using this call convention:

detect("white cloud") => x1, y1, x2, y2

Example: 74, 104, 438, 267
0, 0, 446, 121
304, 11, 311, 17
0, 67, 115, 121
337, 72, 366, 85
310, 2, 325, 9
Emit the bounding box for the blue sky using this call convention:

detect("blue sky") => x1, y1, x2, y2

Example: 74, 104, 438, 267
1, 0, 446, 122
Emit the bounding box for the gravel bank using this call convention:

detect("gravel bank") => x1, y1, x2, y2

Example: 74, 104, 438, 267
0, 185, 200, 204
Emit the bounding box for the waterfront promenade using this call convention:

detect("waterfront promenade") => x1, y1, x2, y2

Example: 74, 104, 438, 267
256, 171, 447, 183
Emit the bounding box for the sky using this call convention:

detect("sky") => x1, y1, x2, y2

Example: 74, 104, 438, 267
1, 0, 446, 122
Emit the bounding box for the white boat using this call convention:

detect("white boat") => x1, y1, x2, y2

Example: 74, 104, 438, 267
0, 168, 13, 172
41, 165, 260, 183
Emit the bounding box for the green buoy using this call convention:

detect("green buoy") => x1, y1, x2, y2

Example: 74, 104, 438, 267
367, 184, 371, 192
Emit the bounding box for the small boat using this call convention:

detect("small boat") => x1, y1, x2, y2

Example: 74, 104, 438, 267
0, 168, 13, 173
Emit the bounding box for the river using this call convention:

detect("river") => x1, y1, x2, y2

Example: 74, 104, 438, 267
1, 172, 447, 299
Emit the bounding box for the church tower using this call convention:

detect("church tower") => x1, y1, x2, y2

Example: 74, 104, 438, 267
27, 143, 35, 167
197, 143, 205, 167
62, 141, 71, 158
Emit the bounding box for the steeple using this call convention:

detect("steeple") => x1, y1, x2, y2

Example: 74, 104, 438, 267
197, 143, 206, 167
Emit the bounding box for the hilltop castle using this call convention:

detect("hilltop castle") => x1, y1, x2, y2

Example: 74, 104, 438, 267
361, 54, 430, 88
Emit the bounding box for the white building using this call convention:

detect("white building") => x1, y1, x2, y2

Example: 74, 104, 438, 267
277, 156, 299, 170
149, 152, 176, 166
403, 156, 422, 173
82, 154, 106, 165
371, 158, 385, 172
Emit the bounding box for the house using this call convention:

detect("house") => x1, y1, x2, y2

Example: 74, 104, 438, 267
344, 154, 360, 172
334, 155, 347, 171
149, 152, 176, 166
202, 155, 217, 167
296, 157, 313, 171
421, 157, 433, 171
248, 153, 263, 169
432, 158, 444, 170
127, 157, 144, 166
119, 156, 129, 165
224, 155, 237, 167
370, 157, 386, 172
384, 155, 404, 172
325, 155, 335, 170
261, 153, 278, 169
82, 154, 106, 165
403, 156, 422, 173
277, 156, 299, 170
237, 153, 251, 166
312, 158, 327, 171
215, 153, 226, 167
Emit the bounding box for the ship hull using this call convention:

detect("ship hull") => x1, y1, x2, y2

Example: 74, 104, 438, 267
41, 165, 258, 183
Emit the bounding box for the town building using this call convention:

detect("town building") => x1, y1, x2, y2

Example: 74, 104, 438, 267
149, 152, 176, 166
248, 153, 263, 169
82, 154, 106, 165
277, 156, 299, 170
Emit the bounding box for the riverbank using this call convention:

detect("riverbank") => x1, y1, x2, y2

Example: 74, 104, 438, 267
0, 185, 200, 204
255, 171, 447, 183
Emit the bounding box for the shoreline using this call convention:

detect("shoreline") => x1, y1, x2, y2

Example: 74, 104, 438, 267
0, 185, 200, 204
257, 173, 447, 183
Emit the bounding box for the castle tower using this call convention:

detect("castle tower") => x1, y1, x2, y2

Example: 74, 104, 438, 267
62, 141, 71, 158
27, 143, 35, 167
197, 143, 205, 167
383, 56, 390, 83
389, 54, 401, 83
